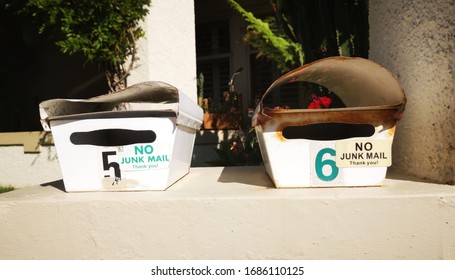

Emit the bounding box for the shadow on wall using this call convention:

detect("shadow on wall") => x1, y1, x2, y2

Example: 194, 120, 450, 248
0, 10, 109, 132
217, 166, 272, 188
192, 129, 239, 167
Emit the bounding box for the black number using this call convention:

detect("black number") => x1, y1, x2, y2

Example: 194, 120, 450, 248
102, 151, 121, 181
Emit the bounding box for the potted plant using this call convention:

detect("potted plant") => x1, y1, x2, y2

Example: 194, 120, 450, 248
197, 68, 243, 130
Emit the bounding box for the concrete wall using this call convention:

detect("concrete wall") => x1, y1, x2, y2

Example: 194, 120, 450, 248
0, 132, 61, 187
0, 146, 61, 187
369, 0, 455, 184
1, 167, 455, 260
128, 0, 197, 102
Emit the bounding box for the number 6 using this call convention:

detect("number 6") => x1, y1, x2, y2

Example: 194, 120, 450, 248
315, 148, 338, 181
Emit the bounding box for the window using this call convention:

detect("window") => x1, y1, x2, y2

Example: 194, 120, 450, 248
196, 21, 230, 103
249, 54, 300, 110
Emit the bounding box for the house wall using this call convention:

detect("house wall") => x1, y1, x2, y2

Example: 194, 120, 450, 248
369, 0, 455, 184
128, 0, 198, 102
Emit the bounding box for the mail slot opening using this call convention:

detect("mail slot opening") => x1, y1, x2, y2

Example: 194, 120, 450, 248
282, 123, 375, 141
70, 129, 156, 146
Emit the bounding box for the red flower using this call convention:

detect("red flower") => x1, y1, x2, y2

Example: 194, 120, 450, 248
319, 96, 332, 108
308, 100, 321, 109
307, 94, 332, 109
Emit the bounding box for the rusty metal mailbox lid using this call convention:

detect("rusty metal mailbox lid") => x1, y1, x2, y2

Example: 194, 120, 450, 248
252, 57, 406, 129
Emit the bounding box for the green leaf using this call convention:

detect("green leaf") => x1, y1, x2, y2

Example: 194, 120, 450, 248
20, 0, 152, 91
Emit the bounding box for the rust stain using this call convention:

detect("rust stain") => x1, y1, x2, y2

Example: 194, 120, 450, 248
274, 130, 286, 142
388, 125, 396, 137
257, 105, 402, 132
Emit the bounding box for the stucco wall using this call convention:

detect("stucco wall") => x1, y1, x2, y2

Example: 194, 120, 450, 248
369, 0, 455, 184
0, 146, 61, 187
2, 167, 455, 260
128, 0, 197, 102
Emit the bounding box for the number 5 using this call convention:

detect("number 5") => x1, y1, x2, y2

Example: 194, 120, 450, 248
102, 151, 121, 179
315, 148, 338, 181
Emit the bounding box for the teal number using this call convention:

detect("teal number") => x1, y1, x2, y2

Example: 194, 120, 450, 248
315, 148, 339, 181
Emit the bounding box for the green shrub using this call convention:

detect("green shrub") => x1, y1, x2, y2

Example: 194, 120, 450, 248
18, 0, 152, 92
227, 0, 369, 72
